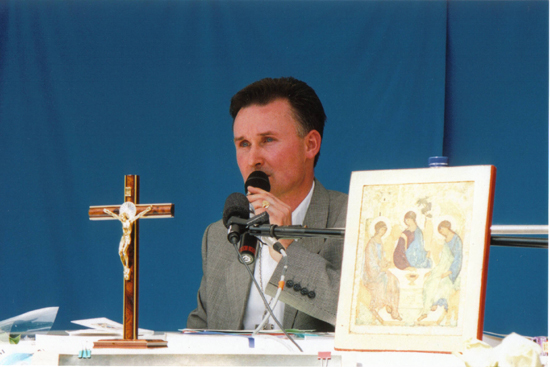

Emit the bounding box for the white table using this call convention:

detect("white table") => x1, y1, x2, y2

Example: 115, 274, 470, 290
0, 331, 469, 366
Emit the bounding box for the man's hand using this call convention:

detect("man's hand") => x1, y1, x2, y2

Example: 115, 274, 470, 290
247, 186, 294, 261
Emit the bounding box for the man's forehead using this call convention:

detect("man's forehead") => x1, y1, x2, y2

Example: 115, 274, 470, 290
233, 121, 300, 140
233, 100, 300, 137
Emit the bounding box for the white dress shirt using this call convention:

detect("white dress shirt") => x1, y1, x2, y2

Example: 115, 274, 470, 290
242, 182, 315, 330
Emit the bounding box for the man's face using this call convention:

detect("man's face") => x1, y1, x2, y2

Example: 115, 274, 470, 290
233, 98, 314, 201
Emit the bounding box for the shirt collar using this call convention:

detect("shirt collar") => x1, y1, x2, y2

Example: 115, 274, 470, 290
291, 181, 315, 226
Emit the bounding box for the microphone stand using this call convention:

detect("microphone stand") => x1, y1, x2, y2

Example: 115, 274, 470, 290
248, 224, 345, 240
226, 216, 345, 241
229, 216, 548, 249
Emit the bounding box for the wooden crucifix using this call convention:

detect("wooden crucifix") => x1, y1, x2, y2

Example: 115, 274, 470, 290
89, 175, 174, 349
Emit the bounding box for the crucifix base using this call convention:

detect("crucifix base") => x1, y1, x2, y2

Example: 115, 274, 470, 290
94, 339, 168, 349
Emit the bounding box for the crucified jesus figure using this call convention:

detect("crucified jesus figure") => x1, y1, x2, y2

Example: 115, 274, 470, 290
104, 203, 152, 280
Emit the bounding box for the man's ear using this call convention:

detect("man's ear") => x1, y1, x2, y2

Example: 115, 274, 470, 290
304, 130, 322, 160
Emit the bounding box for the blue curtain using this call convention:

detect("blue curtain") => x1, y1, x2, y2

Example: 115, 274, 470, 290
444, 0, 548, 337
0, 0, 546, 336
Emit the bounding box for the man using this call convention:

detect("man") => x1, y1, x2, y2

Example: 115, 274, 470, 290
187, 77, 348, 331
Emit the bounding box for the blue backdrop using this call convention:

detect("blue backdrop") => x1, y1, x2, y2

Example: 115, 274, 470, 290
0, 0, 547, 337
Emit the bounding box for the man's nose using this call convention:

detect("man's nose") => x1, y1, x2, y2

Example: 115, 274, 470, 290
248, 145, 264, 168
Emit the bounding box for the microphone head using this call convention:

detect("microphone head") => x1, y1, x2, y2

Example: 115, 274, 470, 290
244, 171, 271, 193
222, 192, 250, 228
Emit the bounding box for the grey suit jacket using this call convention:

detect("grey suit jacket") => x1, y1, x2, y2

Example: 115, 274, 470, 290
187, 179, 348, 331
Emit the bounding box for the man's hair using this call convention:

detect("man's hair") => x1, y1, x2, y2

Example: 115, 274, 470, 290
229, 77, 326, 166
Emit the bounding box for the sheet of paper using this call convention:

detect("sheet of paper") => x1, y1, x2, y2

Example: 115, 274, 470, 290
0, 307, 59, 336
70, 317, 153, 336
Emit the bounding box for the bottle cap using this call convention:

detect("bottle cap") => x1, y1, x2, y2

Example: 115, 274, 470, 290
429, 156, 449, 167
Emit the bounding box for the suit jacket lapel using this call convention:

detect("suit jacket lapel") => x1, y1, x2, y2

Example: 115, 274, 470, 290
226, 247, 255, 329
283, 179, 329, 328
300, 179, 330, 254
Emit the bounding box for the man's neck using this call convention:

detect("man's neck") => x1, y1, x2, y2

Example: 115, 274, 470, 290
279, 177, 315, 213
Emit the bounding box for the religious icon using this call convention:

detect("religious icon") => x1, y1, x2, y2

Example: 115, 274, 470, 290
89, 175, 174, 347
103, 202, 152, 280
335, 166, 495, 353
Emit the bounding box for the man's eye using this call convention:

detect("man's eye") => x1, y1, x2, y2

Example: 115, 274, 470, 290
264, 137, 274, 143
239, 141, 250, 148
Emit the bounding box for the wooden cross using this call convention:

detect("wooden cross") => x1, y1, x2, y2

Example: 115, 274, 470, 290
89, 175, 174, 348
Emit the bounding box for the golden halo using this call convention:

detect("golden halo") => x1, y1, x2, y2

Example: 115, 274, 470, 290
119, 202, 136, 219
368, 216, 391, 240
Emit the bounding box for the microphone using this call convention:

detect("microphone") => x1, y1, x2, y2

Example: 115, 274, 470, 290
236, 171, 271, 264
243, 171, 271, 228
222, 192, 250, 245
238, 233, 258, 265
245, 171, 270, 193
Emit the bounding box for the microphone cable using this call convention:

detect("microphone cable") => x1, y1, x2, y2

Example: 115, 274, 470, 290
231, 242, 303, 352
252, 242, 288, 336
